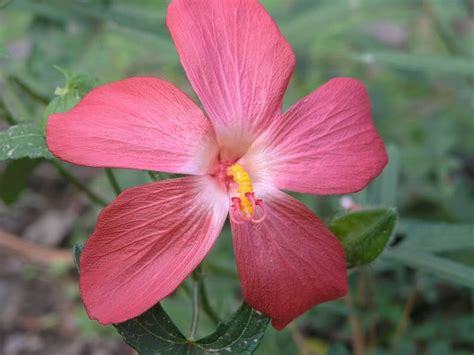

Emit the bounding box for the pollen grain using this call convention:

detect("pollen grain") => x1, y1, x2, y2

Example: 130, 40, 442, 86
227, 163, 254, 216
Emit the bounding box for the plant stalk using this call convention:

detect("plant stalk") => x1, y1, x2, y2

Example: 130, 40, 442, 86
105, 168, 121, 196
199, 281, 219, 326
189, 275, 200, 341
50, 160, 108, 207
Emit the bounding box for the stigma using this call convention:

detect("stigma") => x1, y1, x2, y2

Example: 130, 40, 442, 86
227, 163, 266, 224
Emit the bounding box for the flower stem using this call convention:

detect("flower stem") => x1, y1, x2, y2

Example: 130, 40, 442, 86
105, 168, 121, 196
188, 264, 221, 339
189, 274, 200, 341
199, 281, 219, 326
188, 264, 220, 333
50, 160, 108, 207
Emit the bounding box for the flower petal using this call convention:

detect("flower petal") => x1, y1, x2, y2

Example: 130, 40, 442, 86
80, 176, 228, 324
47, 77, 218, 175
247, 78, 387, 194
167, 0, 295, 156
231, 186, 347, 330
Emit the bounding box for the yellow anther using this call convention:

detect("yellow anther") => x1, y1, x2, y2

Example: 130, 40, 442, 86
227, 163, 254, 216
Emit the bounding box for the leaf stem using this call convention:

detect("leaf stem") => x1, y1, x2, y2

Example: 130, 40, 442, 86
189, 273, 200, 341
50, 160, 108, 207
105, 168, 121, 196
199, 280, 220, 326
188, 264, 221, 339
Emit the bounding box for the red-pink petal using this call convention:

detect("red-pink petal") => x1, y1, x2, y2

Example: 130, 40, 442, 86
167, 0, 295, 156
80, 176, 228, 324
248, 78, 387, 195
231, 187, 348, 330
47, 77, 218, 175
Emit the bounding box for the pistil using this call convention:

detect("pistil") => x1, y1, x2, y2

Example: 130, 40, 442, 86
227, 163, 266, 224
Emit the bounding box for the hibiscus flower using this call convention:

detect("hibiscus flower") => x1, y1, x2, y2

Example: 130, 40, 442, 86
46, 0, 387, 330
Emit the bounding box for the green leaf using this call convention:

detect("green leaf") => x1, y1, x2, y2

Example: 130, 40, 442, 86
0, 123, 52, 160
9, 0, 171, 47
354, 144, 400, 207
383, 220, 474, 289
330, 209, 398, 268
282, 1, 416, 49
73, 242, 270, 354
116, 302, 269, 355
0, 158, 42, 204
384, 250, 474, 289
194, 304, 269, 354
355, 51, 474, 76
397, 221, 474, 252
72, 242, 84, 271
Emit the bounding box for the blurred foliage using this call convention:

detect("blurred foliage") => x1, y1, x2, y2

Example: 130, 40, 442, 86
1, 0, 473, 354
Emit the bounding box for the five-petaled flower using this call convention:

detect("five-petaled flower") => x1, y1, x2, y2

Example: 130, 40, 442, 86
46, 0, 387, 330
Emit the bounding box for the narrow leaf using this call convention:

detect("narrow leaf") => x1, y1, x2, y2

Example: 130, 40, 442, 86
0, 158, 42, 204
0, 123, 52, 160
397, 221, 474, 252
9, 0, 171, 46
330, 209, 397, 268
384, 250, 474, 289
354, 144, 399, 207
355, 51, 474, 75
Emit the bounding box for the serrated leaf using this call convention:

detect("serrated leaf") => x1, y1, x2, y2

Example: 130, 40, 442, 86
384, 250, 474, 289
116, 302, 269, 355
0, 123, 52, 160
194, 303, 269, 354
0, 158, 42, 204
73, 242, 269, 354
330, 209, 397, 268
355, 51, 474, 75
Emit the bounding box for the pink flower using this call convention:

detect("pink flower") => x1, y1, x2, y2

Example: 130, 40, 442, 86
46, 0, 387, 330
